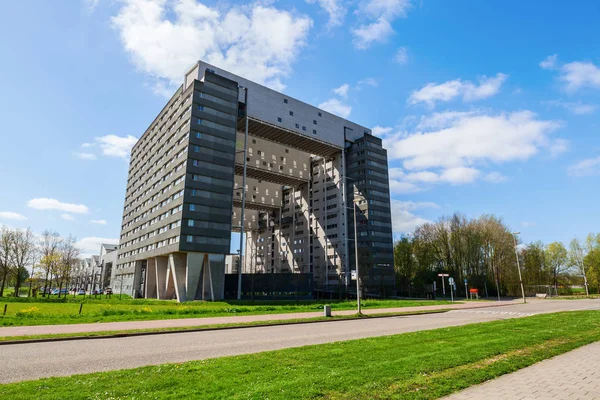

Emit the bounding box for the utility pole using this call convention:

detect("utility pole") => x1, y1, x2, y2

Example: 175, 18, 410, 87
512, 232, 526, 304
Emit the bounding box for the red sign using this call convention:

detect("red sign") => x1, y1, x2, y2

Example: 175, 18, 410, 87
469, 288, 479, 293
438, 273, 449, 277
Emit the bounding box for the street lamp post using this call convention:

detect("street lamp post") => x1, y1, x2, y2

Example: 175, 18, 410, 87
352, 196, 361, 314
351, 189, 366, 315
512, 232, 526, 304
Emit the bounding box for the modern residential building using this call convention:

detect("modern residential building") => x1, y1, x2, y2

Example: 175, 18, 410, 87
99, 243, 118, 290
114, 60, 395, 302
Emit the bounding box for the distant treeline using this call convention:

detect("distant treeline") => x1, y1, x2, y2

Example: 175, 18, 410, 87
394, 213, 599, 297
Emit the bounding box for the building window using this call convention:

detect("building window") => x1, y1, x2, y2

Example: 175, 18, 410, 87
252, 139, 256, 144
313, 129, 317, 135
289, 111, 294, 116
302, 126, 306, 131
188, 220, 195, 227
277, 117, 282, 123
318, 112, 322, 117
295, 123, 300, 129
313, 120, 317, 125
285, 149, 289, 153
284, 99, 288, 104
189, 204, 196, 211
187, 235, 193, 243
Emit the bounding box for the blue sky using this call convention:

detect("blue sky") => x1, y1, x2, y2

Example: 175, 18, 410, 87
0, 0, 599, 255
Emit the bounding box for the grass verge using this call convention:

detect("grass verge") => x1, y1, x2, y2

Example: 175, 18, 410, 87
0, 310, 598, 399
0, 299, 454, 327
0, 309, 449, 343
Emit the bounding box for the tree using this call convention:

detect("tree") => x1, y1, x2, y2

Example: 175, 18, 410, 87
39, 230, 60, 296
584, 233, 600, 292
0, 226, 13, 297
10, 228, 36, 297
57, 236, 79, 298
394, 236, 416, 296
568, 238, 589, 296
545, 242, 569, 294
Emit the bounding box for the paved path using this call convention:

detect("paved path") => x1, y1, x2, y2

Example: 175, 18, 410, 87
445, 341, 600, 399
0, 299, 521, 337
0, 299, 597, 384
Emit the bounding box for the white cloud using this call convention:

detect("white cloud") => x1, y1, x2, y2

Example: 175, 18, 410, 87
390, 200, 438, 233
545, 100, 597, 115
356, 77, 378, 88
559, 61, 600, 92
112, 0, 313, 94
60, 214, 76, 221
409, 73, 508, 107
76, 135, 138, 160
333, 83, 350, 98
27, 198, 89, 214
389, 166, 480, 188
383, 111, 561, 170
351, 0, 411, 49
90, 219, 108, 225
540, 54, 558, 69
0, 212, 27, 221
76, 237, 119, 257
318, 98, 352, 118
549, 138, 569, 157
416, 111, 478, 130
372, 125, 393, 137
74, 152, 98, 160
352, 18, 394, 49
380, 110, 564, 191
484, 172, 508, 183
306, 0, 346, 27
568, 156, 600, 177
96, 134, 138, 159
440, 167, 480, 184
394, 46, 408, 64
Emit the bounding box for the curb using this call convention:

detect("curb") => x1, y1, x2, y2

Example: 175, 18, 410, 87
0, 309, 451, 346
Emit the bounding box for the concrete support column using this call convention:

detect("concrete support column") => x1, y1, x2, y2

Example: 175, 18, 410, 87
156, 256, 168, 300
145, 258, 157, 299
170, 253, 188, 302
186, 252, 204, 302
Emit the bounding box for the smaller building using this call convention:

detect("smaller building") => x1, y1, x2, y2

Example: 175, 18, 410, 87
99, 243, 118, 291
225, 254, 240, 274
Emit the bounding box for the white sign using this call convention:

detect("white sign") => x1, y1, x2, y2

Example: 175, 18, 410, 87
438, 273, 449, 277
448, 277, 455, 285
351, 270, 357, 281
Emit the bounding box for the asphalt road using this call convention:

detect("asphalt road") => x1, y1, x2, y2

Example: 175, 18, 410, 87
1, 299, 598, 384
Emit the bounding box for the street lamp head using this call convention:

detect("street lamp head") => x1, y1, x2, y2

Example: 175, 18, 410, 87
512, 232, 521, 235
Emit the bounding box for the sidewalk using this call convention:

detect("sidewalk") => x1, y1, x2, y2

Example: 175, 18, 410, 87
0, 300, 519, 337
445, 341, 600, 399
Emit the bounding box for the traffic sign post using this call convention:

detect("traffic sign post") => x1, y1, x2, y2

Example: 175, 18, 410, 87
464, 278, 468, 300
438, 273, 449, 297
448, 277, 455, 303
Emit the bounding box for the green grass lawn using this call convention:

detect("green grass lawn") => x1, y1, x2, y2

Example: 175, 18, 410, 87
0, 298, 454, 326
0, 310, 598, 399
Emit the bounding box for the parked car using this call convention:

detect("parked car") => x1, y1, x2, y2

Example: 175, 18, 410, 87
105, 287, 113, 295
92, 289, 103, 295
50, 289, 59, 295
77, 289, 86, 295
